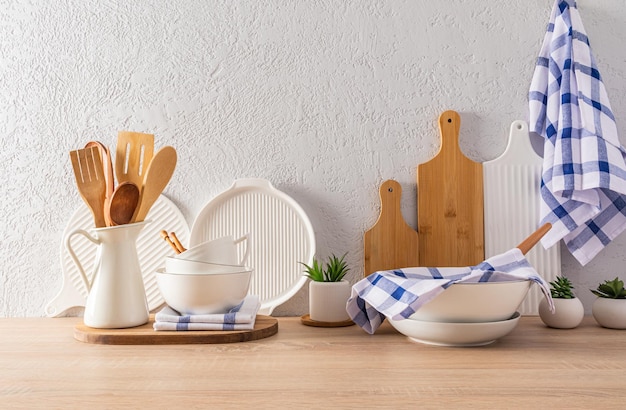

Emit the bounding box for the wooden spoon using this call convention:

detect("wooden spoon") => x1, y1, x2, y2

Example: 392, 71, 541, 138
106, 182, 140, 226
132, 146, 177, 222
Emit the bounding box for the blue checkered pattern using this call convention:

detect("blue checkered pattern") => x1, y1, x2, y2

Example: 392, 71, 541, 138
153, 295, 260, 331
346, 249, 552, 334
528, 0, 626, 265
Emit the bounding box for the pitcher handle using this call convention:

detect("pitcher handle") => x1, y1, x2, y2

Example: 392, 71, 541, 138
65, 228, 100, 292
235, 233, 251, 266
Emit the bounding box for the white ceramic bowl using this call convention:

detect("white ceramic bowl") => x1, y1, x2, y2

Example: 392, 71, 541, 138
155, 268, 252, 315
409, 280, 532, 323
165, 256, 246, 275
177, 234, 249, 265
388, 312, 521, 347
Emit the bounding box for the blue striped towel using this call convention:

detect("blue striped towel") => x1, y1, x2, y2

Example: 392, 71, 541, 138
346, 249, 553, 334
153, 295, 260, 331
528, 0, 626, 265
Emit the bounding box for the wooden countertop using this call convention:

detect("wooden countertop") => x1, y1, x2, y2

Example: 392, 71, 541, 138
1, 316, 625, 408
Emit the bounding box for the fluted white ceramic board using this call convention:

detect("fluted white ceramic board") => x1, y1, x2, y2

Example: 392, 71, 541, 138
190, 178, 316, 315
46, 195, 189, 317
483, 121, 561, 315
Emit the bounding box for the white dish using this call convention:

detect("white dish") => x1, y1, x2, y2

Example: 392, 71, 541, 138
47, 195, 189, 317
175, 234, 250, 265
155, 268, 252, 315
409, 280, 531, 323
388, 312, 521, 347
190, 178, 315, 315
165, 257, 248, 274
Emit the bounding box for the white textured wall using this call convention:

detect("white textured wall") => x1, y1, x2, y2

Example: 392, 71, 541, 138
2, 0, 626, 317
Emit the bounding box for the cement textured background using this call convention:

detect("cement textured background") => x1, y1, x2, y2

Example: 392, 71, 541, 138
2, 0, 626, 317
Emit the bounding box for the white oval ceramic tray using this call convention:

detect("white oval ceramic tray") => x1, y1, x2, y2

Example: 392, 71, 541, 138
46, 195, 189, 317
190, 179, 316, 315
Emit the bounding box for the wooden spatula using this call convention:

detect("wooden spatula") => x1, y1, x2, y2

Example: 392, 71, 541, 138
69, 146, 107, 228
116, 131, 154, 189
417, 110, 484, 267
85, 141, 114, 226
364, 180, 419, 276
132, 146, 177, 222
84, 141, 114, 199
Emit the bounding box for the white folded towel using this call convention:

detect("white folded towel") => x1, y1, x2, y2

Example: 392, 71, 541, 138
153, 295, 260, 331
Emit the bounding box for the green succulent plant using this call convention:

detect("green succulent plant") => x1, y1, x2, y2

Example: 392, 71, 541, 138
591, 277, 626, 299
324, 253, 350, 282
549, 276, 576, 299
301, 259, 325, 282
301, 253, 350, 282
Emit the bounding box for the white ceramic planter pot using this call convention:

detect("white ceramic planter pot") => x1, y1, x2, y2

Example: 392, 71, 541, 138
592, 298, 626, 329
309, 280, 351, 322
538, 297, 584, 329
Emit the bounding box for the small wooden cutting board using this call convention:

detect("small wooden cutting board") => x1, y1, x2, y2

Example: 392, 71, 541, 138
417, 110, 484, 267
364, 180, 420, 276
74, 315, 278, 345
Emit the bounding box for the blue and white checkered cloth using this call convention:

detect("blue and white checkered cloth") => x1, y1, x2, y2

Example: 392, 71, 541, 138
346, 249, 553, 334
528, 0, 626, 265
153, 295, 260, 331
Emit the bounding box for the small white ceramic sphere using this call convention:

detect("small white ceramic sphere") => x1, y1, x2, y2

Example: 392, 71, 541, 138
538, 297, 584, 329
592, 298, 626, 329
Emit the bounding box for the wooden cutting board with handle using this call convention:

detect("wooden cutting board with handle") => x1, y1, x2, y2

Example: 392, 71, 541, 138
483, 120, 561, 314
364, 179, 419, 276
417, 110, 484, 267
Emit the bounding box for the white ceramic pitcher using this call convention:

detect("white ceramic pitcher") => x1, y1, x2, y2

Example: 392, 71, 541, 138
65, 221, 150, 329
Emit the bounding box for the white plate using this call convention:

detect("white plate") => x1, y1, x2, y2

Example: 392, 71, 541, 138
46, 195, 189, 317
190, 178, 315, 315
388, 312, 521, 347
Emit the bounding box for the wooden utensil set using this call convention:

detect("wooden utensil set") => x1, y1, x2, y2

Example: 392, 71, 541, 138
69, 131, 177, 228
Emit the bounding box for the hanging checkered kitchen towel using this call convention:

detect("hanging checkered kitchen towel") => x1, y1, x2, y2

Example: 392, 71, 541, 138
528, 0, 626, 265
153, 295, 260, 331
346, 249, 553, 334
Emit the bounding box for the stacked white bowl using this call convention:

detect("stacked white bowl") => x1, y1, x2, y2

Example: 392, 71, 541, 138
388, 280, 532, 346
156, 235, 252, 315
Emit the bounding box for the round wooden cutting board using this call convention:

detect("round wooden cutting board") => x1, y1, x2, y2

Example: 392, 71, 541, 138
74, 315, 278, 345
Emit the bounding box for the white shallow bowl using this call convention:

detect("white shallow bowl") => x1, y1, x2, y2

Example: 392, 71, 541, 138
177, 234, 249, 265
409, 280, 531, 323
155, 268, 252, 315
388, 312, 521, 347
165, 256, 247, 275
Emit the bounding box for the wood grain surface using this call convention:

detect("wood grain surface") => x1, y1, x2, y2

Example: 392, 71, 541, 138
1, 316, 625, 408
417, 110, 484, 267
364, 179, 419, 276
